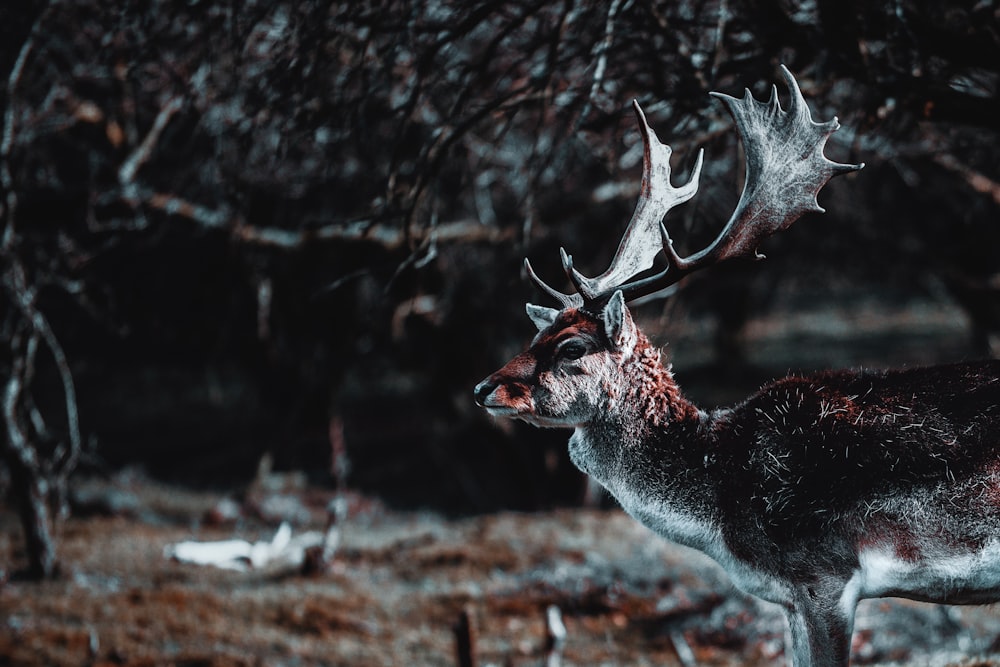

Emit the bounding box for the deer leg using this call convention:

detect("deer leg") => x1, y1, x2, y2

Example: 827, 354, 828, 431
783, 581, 856, 667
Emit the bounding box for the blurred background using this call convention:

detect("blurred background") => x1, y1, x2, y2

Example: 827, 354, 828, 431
1, 0, 999, 573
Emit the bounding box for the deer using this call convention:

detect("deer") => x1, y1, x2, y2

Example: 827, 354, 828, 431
474, 66, 1000, 667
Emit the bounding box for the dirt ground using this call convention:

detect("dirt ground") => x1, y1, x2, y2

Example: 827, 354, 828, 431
3, 472, 1000, 667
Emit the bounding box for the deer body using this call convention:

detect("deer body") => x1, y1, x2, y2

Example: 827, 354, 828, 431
479, 304, 1000, 666
475, 67, 1000, 666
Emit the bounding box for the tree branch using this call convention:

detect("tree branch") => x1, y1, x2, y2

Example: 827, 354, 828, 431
932, 153, 1000, 207
130, 186, 514, 250
118, 96, 184, 185
4, 260, 81, 461
2, 330, 58, 579
1, 5, 47, 249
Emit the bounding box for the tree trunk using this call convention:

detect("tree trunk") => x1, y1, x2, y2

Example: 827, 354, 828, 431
3, 374, 58, 579
6, 451, 57, 579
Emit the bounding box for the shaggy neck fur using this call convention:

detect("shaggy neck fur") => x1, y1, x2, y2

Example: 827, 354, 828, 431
571, 327, 721, 556
571, 328, 708, 495
601, 330, 701, 435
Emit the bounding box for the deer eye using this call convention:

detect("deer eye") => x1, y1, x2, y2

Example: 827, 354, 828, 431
558, 340, 588, 361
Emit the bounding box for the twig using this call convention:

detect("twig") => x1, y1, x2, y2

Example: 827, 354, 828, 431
299, 416, 350, 576
586, 0, 627, 112
325, 415, 350, 563
118, 96, 184, 185
453, 607, 477, 667
545, 604, 567, 667
932, 153, 1000, 207
255, 274, 272, 340
710, 0, 729, 82
1, 5, 47, 249
670, 629, 697, 667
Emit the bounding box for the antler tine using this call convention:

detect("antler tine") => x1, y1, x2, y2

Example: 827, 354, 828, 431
564, 101, 704, 305
614, 65, 863, 303
524, 257, 583, 309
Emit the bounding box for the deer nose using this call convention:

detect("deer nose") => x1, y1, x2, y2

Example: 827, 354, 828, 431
474, 378, 498, 406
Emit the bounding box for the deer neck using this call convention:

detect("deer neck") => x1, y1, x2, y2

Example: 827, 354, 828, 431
569, 336, 719, 549
619, 340, 699, 429
586, 334, 701, 440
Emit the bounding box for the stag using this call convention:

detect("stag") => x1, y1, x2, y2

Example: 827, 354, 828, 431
475, 66, 1000, 667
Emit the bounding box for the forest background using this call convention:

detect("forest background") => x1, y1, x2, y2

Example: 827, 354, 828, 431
2, 0, 999, 579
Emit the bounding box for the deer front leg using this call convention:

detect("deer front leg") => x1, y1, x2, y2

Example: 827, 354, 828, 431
783, 581, 857, 667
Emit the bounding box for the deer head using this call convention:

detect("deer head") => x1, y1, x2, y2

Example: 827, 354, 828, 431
475, 66, 862, 429
474, 291, 645, 429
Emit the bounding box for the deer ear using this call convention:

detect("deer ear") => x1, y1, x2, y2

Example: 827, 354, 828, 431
602, 290, 637, 353
526, 303, 559, 332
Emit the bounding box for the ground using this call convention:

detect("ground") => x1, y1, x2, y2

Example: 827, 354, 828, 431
3, 472, 1000, 667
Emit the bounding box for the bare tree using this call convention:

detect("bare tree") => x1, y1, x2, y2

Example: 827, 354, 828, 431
2, 6, 82, 577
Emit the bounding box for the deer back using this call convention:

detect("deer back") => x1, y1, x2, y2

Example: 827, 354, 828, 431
707, 360, 1000, 563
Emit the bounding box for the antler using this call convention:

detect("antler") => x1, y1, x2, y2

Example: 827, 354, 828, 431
527, 65, 863, 310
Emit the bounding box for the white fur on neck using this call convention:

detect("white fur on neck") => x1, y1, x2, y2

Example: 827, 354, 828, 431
569, 428, 714, 550
570, 426, 796, 607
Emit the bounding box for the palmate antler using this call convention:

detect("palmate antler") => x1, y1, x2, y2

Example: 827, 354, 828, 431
526, 66, 863, 310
